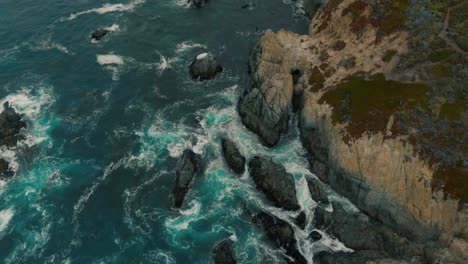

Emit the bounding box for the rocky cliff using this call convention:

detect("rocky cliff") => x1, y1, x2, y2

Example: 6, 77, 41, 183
239, 0, 468, 262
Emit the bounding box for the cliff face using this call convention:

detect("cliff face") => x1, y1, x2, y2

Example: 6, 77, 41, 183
240, 0, 468, 262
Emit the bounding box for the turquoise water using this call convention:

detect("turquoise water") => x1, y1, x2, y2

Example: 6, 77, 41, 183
0, 1, 349, 263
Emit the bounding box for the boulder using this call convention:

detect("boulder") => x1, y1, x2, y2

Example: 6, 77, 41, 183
189, 53, 223, 80
188, 0, 208, 8
91, 29, 110, 41
221, 138, 245, 174
309, 230, 322, 242
248, 156, 300, 211
0, 159, 14, 180
253, 211, 307, 264
212, 239, 237, 264
0, 102, 26, 147
173, 149, 199, 208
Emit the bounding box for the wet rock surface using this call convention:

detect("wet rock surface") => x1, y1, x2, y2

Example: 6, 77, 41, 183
91, 29, 110, 41
189, 53, 223, 81
212, 239, 237, 264
313, 201, 428, 264
188, 0, 208, 8
0, 102, 26, 147
252, 211, 306, 264
172, 149, 200, 208
0, 159, 14, 180
221, 138, 245, 174
248, 156, 300, 211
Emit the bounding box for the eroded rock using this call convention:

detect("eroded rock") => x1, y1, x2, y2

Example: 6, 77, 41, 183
253, 211, 307, 264
189, 53, 223, 80
173, 149, 199, 208
91, 29, 110, 41
212, 239, 237, 264
0, 102, 26, 147
248, 156, 300, 211
221, 138, 245, 174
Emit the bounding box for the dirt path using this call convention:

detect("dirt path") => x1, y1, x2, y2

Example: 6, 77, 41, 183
438, 0, 467, 55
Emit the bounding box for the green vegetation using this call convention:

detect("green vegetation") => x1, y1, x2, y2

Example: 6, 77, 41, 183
449, 2, 468, 51
379, 0, 410, 36
382, 49, 398, 62
308, 66, 325, 92
429, 49, 452, 62
316, 0, 344, 33
431, 63, 451, 78
319, 74, 429, 140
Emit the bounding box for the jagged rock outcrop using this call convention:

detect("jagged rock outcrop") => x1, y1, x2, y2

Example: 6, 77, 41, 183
241, 0, 467, 262
91, 29, 110, 41
0, 102, 26, 180
221, 138, 245, 174
304, 0, 326, 18
252, 211, 307, 264
248, 156, 300, 211
189, 53, 223, 81
188, 0, 208, 8
0, 102, 26, 147
0, 159, 14, 180
238, 32, 295, 146
173, 149, 200, 208
212, 239, 237, 264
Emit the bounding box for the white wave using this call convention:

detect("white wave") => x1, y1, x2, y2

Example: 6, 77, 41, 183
97, 54, 124, 65
73, 158, 127, 220
105, 24, 120, 32
66, 0, 146, 21
157, 53, 178, 74
0, 208, 14, 233
174, 0, 191, 8
175, 41, 206, 54
196, 52, 209, 60
30, 39, 70, 54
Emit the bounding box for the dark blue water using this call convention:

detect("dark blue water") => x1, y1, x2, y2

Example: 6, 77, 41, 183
0, 1, 350, 263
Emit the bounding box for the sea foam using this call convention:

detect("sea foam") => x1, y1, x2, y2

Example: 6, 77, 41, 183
66, 0, 146, 21
0, 208, 14, 233
97, 54, 124, 65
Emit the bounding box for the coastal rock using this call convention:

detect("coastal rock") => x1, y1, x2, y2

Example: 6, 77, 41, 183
313, 201, 425, 263
188, 0, 208, 8
212, 239, 237, 264
91, 29, 110, 41
253, 211, 307, 264
0, 102, 26, 147
0, 159, 14, 180
307, 177, 329, 203
246, 0, 468, 260
238, 31, 294, 146
221, 138, 245, 174
189, 53, 223, 80
304, 0, 326, 18
248, 156, 300, 211
173, 149, 199, 208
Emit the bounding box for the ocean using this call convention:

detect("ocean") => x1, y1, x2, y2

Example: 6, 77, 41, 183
0, 1, 350, 263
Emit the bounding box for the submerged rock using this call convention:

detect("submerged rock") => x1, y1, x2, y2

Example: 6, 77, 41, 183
189, 53, 223, 80
212, 239, 237, 264
248, 156, 300, 211
188, 0, 208, 8
309, 230, 322, 242
0, 159, 14, 180
91, 29, 110, 41
221, 138, 245, 174
253, 211, 307, 264
173, 149, 199, 208
0, 102, 26, 147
